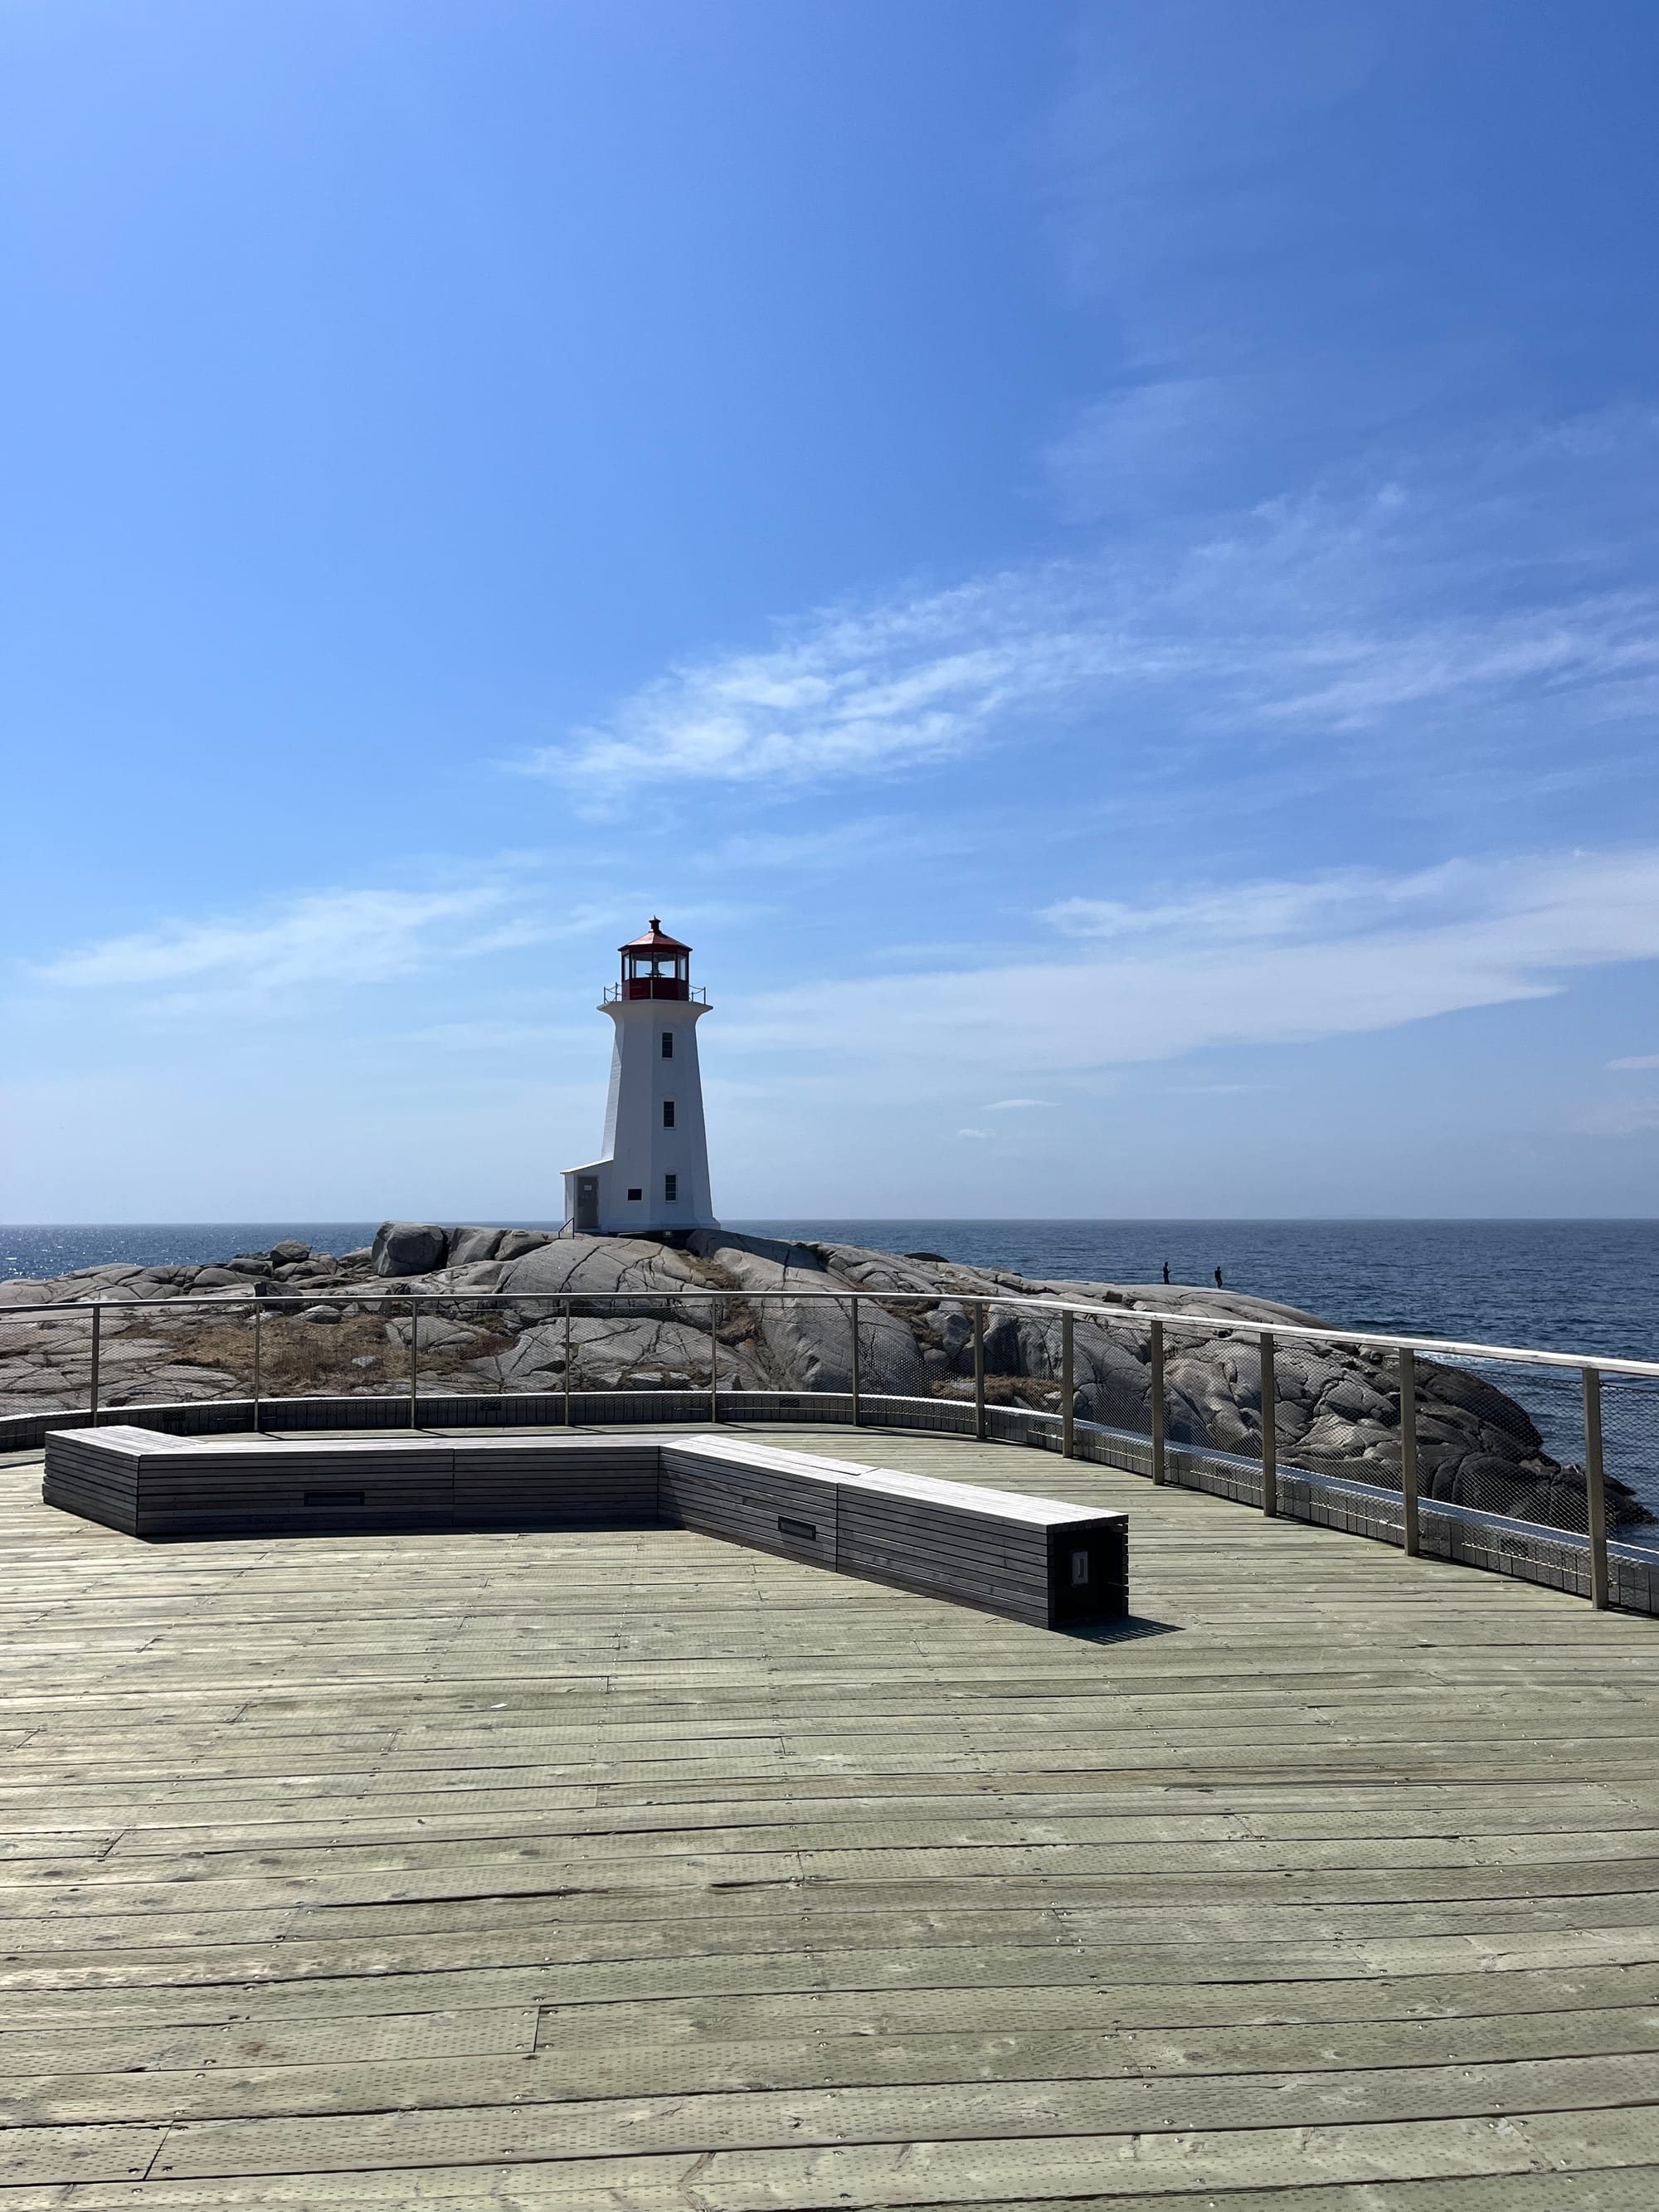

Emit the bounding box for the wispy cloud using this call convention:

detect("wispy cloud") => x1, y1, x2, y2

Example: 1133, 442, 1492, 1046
514, 413, 1659, 803
31, 886, 610, 1012
516, 571, 1117, 797
1608, 1054, 1659, 1072
956, 1128, 991, 1140
724, 846, 1659, 1078
984, 1097, 1053, 1110
36, 888, 502, 994
1041, 866, 1483, 946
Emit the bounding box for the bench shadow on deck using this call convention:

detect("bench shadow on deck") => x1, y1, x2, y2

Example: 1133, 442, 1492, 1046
0, 1420, 1656, 2209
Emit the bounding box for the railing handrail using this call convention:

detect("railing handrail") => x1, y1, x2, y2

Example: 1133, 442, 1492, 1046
12, 1286, 1659, 1380
600, 982, 709, 1004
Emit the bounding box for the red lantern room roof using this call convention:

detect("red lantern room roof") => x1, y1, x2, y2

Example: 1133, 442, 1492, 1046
620, 917, 691, 953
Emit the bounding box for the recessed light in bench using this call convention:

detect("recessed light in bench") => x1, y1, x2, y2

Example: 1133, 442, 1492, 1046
777, 1515, 817, 1540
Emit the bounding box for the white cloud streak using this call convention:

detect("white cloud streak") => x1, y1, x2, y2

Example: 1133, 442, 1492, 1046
1041, 866, 1483, 946
516, 415, 1659, 800
36, 889, 503, 994
722, 847, 1659, 1077
31, 887, 610, 1010
519, 572, 1112, 795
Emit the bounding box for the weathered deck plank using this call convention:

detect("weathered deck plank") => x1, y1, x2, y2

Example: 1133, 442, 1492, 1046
0, 1422, 1656, 2206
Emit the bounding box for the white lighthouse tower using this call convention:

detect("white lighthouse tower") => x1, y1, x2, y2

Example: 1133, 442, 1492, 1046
562, 920, 718, 1236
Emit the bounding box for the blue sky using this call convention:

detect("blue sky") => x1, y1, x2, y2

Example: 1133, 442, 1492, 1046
6, 0, 1659, 1220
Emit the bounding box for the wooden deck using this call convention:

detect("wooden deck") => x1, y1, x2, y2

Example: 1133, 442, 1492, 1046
1, 1422, 1657, 2208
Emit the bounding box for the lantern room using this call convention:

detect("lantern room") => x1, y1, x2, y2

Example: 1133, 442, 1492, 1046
618, 918, 692, 1001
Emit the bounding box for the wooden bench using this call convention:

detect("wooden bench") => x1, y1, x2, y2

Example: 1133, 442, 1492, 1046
42, 1426, 1127, 1630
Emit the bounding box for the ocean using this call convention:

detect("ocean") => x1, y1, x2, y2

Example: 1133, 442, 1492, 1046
4, 1218, 1654, 1360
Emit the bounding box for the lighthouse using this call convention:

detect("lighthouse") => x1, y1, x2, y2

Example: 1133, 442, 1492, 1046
562, 920, 718, 1236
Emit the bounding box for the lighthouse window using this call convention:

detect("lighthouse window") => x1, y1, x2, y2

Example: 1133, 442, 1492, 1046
627, 1188, 642, 1201
662, 1100, 675, 1128
660, 1031, 674, 1059
664, 1173, 679, 1203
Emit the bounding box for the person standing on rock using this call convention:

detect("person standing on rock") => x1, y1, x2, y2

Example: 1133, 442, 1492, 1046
1162, 1261, 1170, 1284
1214, 1266, 1224, 1290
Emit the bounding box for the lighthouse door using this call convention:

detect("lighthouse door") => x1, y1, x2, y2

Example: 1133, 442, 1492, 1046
574, 1176, 599, 1234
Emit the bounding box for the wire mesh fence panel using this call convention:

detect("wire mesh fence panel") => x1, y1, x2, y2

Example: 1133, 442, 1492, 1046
740, 1291, 852, 1399
844, 1292, 938, 1404
1071, 1314, 1153, 1429
985, 1298, 1066, 1419
1058, 1313, 1154, 1477
258, 1299, 403, 1404
0, 1302, 99, 1424
1409, 1354, 1589, 1534
470, 1292, 562, 1404
1254, 1337, 1594, 1541
969, 1286, 1063, 1446
1595, 1369, 1659, 1555
99, 1296, 257, 1412
532, 1298, 718, 1407
862, 1288, 977, 1436
1160, 1319, 1261, 1464
397, 1296, 521, 1403
896, 1292, 975, 1414
1269, 1333, 1399, 1491
1126, 1317, 1265, 1504
868, 1293, 1075, 1431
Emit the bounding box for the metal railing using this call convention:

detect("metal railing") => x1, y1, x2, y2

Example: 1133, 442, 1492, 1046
6, 1284, 1658, 1615
601, 982, 709, 1004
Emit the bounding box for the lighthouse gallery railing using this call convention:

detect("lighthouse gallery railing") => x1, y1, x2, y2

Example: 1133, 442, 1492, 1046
8, 1284, 1659, 1616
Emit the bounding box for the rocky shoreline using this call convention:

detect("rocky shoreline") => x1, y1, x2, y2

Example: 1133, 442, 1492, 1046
1, 1218, 1642, 1531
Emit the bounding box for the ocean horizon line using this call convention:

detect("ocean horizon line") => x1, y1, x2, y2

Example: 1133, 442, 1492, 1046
7, 1213, 1659, 1229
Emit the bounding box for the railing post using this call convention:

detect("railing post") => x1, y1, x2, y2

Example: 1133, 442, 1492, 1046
973, 1302, 987, 1441
1584, 1365, 1609, 1610
252, 1302, 263, 1434
709, 1304, 719, 1427
563, 1301, 573, 1427
1061, 1310, 1074, 1458
408, 1305, 419, 1431
849, 1296, 862, 1427
1259, 1331, 1277, 1516
1150, 1319, 1166, 1484
88, 1303, 101, 1429
1399, 1346, 1419, 1557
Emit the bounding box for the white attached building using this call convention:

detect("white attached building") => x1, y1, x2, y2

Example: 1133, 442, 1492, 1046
562, 920, 718, 1236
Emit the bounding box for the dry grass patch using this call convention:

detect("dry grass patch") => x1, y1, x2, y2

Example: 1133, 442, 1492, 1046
169, 1314, 511, 1398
